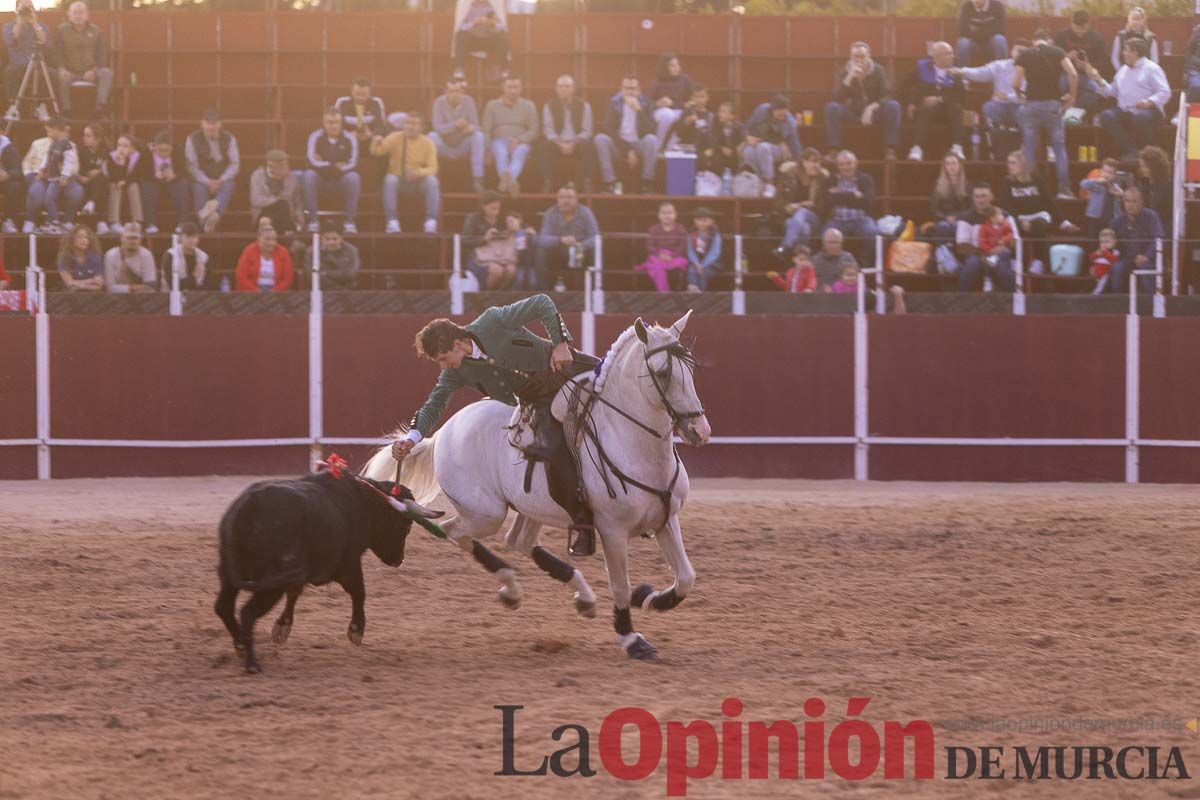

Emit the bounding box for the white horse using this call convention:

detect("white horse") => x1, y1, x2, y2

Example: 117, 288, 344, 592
362, 312, 711, 661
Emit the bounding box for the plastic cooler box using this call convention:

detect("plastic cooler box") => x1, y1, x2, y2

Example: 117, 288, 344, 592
664, 151, 697, 196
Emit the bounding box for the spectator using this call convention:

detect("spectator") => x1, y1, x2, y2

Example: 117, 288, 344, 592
250, 150, 304, 235
700, 101, 744, 176
649, 54, 694, 150
482, 75, 537, 196
1090, 39, 1170, 161
685, 206, 723, 292
954, 39, 1027, 136
508, 210, 538, 290
55, 1, 112, 117
304, 108, 360, 234
159, 221, 208, 290
235, 226, 294, 293
595, 75, 659, 194
1187, 24, 1200, 103
1111, 6, 1158, 73
667, 85, 713, 151
0, 133, 22, 233
1136, 145, 1171, 236
977, 205, 1015, 259
56, 224, 103, 291
1012, 29, 1076, 199
766, 244, 817, 293
818, 150, 877, 266
1107, 185, 1162, 294
306, 219, 360, 291
185, 109, 240, 233
462, 190, 515, 290
1090, 227, 1119, 293
104, 133, 147, 234
103, 222, 156, 293
143, 131, 191, 236
743, 94, 803, 198
372, 111, 440, 235
1056, 11, 1112, 81
635, 201, 687, 293
76, 123, 108, 233
956, 0, 1008, 67
430, 74, 485, 194
930, 150, 970, 249
902, 42, 966, 162
538, 74, 596, 194
3, 0, 49, 109
1080, 158, 1124, 238
534, 184, 598, 291
22, 117, 81, 235
998, 149, 1068, 274
772, 148, 827, 259
812, 228, 858, 292
453, 0, 510, 82
334, 76, 388, 142
825, 42, 902, 160
955, 182, 1016, 291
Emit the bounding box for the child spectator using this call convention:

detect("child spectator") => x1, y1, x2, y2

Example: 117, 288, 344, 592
766, 244, 817, 292
159, 221, 208, 290
830, 262, 860, 293
76, 123, 107, 233
56, 224, 103, 291
22, 117, 81, 235
104, 133, 147, 234
236, 225, 294, 293
635, 201, 687, 292
977, 205, 1015, 265
507, 209, 538, 291
1090, 227, 1119, 294
1079, 158, 1124, 239
143, 131, 191, 235
685, 207, 722, 292
668, 85, 713, 151
103, 222, 156, 293
701, 101, 744, 176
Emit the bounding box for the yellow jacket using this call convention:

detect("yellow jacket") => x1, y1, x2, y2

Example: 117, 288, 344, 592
370, 132, 438, 178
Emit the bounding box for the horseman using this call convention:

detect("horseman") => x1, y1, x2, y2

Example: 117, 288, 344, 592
391, 294, 599, 557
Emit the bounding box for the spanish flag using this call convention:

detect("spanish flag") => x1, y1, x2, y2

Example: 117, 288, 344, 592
1189, 105, 1200, 182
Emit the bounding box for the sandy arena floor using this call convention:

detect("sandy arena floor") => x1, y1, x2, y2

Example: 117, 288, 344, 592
1, 477, 1199, 799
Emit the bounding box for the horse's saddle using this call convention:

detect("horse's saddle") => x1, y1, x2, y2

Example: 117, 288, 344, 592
508, 369, 595, 495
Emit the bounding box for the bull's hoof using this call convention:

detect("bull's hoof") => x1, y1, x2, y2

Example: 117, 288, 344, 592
574, 597, 597, 619
271, 621, 291, 645
233, 640, 246, 654
631, 583, 656, 610
347, 625, 363, 646
625, 635, 662, 663
498, 591, 521, 610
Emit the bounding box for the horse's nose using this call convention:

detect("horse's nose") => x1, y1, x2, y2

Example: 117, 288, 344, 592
693, 415, 712, 446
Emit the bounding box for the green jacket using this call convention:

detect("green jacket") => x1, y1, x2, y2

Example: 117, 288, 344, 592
409, 294, 574, 437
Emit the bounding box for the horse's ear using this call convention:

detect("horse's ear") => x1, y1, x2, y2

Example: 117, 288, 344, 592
634, 317, 649, 344
671, 309, 693, 337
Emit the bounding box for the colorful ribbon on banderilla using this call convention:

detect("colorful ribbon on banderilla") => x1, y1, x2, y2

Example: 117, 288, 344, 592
317, 452, 447, 540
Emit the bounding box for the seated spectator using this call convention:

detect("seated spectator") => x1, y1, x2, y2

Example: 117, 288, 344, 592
534, 184, 598, 291
686, 206, 722, 292
955, 182, 1015, 291
668, 85, 713, 151
1013, 30, 1076, 199
3, 0, 49, 110
235, 226, 294, 293
595, 76, 659, 194
306, 219, 360, 291
55, 2, 112, 117
929, 150, 970, 249
1136, 145, 1171, 237
56, 224, 103, 291
22, 117, 81, 235
767, 244, 817, 293
372, 111, 440, 235
143, 131, 191, 235
483, 76, 537, 196
1090, 39, 1170, 162
185, 109, 239, 233
462, 191, 515, 290
977, 205, 1015, 261
453, 0, 510, 82
953, 39, 1027, 135
812, 228, 858, 292
999, 150, 1072, 274
825, 42, 902, 160
103, 222, 156, 293
0, 133, 22, 233
430, 74, 485, 194
159, 221, 208, 290
772, 148, 827, 259
743, 94, 803, 198
1080, 158, 1124, 238
956, 0, 1008, 67
635, 201, 687, 293
335, 76, 388, 145
304, 108, 360, 234
538, 74, 596, 194
1090, 227, 1119, 294
1111, 6, 1158, 73
902, 42, 965, 162
1187, 24, 1200, 103
76, 124, 108, 233
1056, 11, 1112, 80
103, 133, 147, 234
818, 150, 876, 266
1107, 185, 1163, 294
699, 101, 743, 176
250, 150, 303, 236
649, 54, 694, 151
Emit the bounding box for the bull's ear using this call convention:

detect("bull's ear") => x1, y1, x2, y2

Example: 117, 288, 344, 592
634, 317, 649, 344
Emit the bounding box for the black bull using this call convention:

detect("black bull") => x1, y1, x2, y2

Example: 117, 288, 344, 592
214, 471, 439, 674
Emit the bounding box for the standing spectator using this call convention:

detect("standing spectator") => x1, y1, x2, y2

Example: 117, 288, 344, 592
143, 131, 190, 235
902, 42, 966, 162
955, 182, 1016, 291
635, 201, 687, 293
766, 245, 817, 293
685, 206, 723, 292
159, 221, 208, 290
453, 0, 510, 83
772, 148, 827, 259
743, 94, 803, 198
1107, 185, 1163, 294
76, 123, 108, 233
104, 133, 147, 234
1012, 30, 1076, 199
3, 0, 48, 110
811, 228, 858, 292
430, 74, 485, 194
185, 109, 240, 233
595, 76, 659, 194
929, 150, 970, 250
1056, 11, 1112, 80
461, 190, 514, 290
1137, 145, 1171, 237
825, 42, 902, 160
0, 133, 23, 233
1186, 24, 1200, 103
306, 218, 360, 291
534, 184, 598, 292
22, 117, 81, 235
998, 150, 1071, 274
700, 101, 743, 176
55, 1, 112, 117
538, 74, 596, 194
250, 150, 303, 235
649, 54, 694, 150
1080, 158, 1124, 238
372, 111, 440, 235
818, 150, 877, 266
235, 225, 294, 293
954, 39, 1027, 135
1089, 39, 1170, 162
482, 75, 537, 196
103, 222, 156, 293
1111, 7, 1158, 73
956, 0, 1008, 67
303, 108, 360, 234
56, 224, 103, 291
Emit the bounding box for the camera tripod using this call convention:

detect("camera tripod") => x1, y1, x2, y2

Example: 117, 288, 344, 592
4, 49, 60, 136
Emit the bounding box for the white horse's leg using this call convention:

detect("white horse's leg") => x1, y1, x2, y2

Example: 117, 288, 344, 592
507, 514, 597, 619
599, 528, 661, 662
632, 514, 695, 613
445, 514, 524, 610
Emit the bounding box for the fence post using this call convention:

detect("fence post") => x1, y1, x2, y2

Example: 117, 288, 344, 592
1012, 234, 1026, 316
854, 258, 868, 481
874, 235, 886, 314
1125, 270, 1139, 483
168, 234, 182, 316
308, 232, 323, 472
34, 264, 49, 479
450, 233, 464, 315
582, 267, 596, 356
593, 233, 605, 315
732, 234, 745, 315
1154, 238, 1165, 319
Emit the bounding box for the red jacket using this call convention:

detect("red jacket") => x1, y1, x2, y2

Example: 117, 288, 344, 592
770, 264, 816, 293
235, 242, 294, 292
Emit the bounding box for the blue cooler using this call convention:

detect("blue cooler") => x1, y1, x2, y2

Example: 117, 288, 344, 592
664, 151, 697, 196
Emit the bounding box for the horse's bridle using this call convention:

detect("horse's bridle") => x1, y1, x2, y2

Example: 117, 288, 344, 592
643, 341, 705, 431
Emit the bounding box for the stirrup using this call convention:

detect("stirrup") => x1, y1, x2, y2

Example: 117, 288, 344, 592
567, 524, 595, 557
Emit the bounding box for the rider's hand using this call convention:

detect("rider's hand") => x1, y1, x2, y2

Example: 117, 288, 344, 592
550, 341, 573, 373
391, 438, 415, 462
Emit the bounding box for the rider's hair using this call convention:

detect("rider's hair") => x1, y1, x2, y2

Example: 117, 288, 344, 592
415, 318, 470, 359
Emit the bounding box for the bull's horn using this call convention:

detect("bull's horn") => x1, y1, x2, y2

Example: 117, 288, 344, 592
403, 499, 445, 519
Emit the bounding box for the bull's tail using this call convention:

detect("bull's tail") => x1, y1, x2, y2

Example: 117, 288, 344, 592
361, 434, 440, 506
221, 492, 308, 592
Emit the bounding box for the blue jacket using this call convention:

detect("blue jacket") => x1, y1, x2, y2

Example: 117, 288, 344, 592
744, 103, 803, 156
603, 94, 655, 142
686, 228, 723, 271
1112, 207, 1164, 263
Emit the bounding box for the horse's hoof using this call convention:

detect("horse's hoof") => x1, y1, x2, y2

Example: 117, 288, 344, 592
574, 597, 597, 619
271, 621, 291, 645
347, 625, 363, 646
631, 583, 656, 610
233, 641, 246, 654
626, 636, 662, 663
499, 591, 521, 610
244, 661, 262, 674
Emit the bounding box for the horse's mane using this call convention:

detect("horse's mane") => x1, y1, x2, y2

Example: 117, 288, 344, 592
594, 322, 668, 394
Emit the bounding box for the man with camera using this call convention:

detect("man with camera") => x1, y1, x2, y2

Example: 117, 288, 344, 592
3, 0, 50, 109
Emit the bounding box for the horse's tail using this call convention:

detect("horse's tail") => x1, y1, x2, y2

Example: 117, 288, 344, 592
360, 435, 441, 506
